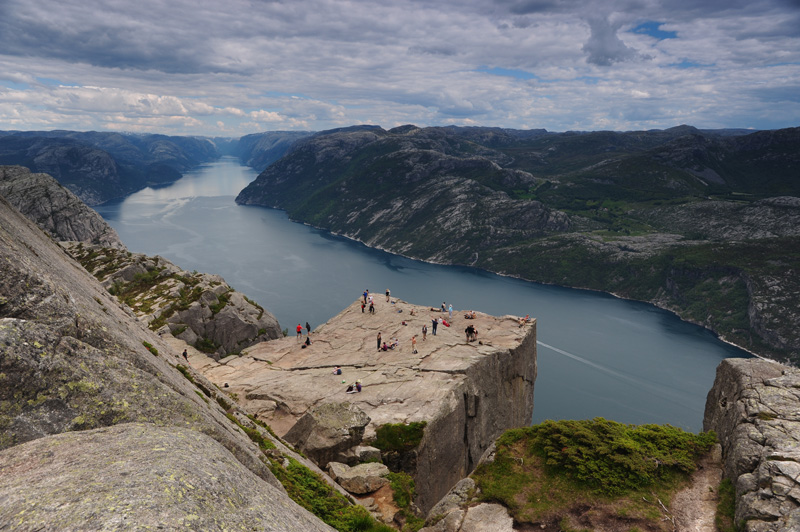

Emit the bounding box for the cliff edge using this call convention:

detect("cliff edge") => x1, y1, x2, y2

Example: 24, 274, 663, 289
195, 298, 537, 512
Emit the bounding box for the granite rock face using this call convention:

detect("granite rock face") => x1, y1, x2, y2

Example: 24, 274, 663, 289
704, 358, 800, 531
0, 423, 334, 532
0, 165, 124, 249
197, 299, 537, 512
0, 195, 334, 529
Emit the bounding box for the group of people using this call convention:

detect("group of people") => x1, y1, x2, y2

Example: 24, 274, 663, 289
464, 324, 479, 342
332, 366, 362, 394
297, 321, 313, 347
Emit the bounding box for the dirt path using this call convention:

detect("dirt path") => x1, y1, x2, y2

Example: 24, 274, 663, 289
670, 444, 723, 531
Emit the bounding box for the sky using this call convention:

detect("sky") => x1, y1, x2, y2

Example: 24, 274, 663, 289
1, 0, 799, 137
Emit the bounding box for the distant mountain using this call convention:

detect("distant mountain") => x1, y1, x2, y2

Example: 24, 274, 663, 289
0, 130, 219, 205
233, 131, 314, 172
237, 124, 800, 364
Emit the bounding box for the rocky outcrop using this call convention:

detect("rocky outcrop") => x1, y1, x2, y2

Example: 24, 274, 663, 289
704, 358, 800, 531
0, 423, 333, 531
196, 300, 537, 513
63, 242, 281, 358
0, 194, 338, 529
0, 165, 124, 249
284, 402, 371, 469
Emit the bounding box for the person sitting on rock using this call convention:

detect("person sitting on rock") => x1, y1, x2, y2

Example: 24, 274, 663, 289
346, 382, 358, 394
356, 381, 362, 392
381, 342, 389, 351
333, 366, 342, 375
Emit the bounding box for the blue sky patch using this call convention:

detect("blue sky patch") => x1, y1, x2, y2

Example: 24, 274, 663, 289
631, 21, 677, 40
670, 60, 707, 69
476, 66, 539, 80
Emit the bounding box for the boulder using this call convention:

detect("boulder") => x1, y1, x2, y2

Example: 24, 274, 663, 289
421, 502, 513, 532
327, 461, 390, 494
284, 402, 371, 469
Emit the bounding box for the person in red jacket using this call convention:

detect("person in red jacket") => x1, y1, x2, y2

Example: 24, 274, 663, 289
296, 323, 303, 341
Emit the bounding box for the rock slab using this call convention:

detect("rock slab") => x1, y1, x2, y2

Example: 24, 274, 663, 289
0, 423, 334, 531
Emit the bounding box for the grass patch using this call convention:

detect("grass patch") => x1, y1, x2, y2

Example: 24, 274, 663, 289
372, 421, 427, 453
715, 478, 736, 532
472, 419, 716, 528
387, 472, 425, 531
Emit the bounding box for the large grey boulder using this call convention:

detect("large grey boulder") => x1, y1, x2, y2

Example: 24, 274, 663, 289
327, 461, 390, 494
284, 402, 371, 469
0, 423, 334, 531
704, 358, 800, 531
0, 165, 124, 249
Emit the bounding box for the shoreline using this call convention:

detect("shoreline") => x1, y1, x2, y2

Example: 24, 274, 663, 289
243, 200, 762, 362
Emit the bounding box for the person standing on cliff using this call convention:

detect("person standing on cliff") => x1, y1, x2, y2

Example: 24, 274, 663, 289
363, 289, 369, 304
411, 335, 417, 354
296, 323, 303, 341
182, 349, 189, 362
377, 332, 382, 350
422, 324, 427, 341
448, 304, 453, 319
385, 288, 391, 302
306, 321, 312, 335
431, 317, 438, 336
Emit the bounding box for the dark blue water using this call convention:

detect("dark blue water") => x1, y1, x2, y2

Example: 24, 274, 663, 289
95, 157, 751, 431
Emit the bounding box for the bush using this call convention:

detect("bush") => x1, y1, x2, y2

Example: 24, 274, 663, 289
530, 418, 715, 496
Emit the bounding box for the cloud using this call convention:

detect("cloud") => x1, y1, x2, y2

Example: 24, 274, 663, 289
0, 0, 798, 135
582, 16, 640, 66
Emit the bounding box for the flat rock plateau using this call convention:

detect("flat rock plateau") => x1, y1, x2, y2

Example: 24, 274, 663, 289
195, 297, 538, 511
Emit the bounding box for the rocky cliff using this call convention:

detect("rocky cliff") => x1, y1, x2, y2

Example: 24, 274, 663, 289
236, 125, 800, 364
704, 358, 800, 531
0, 193, 335, 530
63, 242, 282, 358
0, 165, 124, 249
195, 298, 537, 513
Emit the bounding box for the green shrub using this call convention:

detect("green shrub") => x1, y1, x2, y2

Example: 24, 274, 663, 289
195, 337, 218, 353
529, 419, 714, 496
373, 421, 427, 453
141, 341, 158, 356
